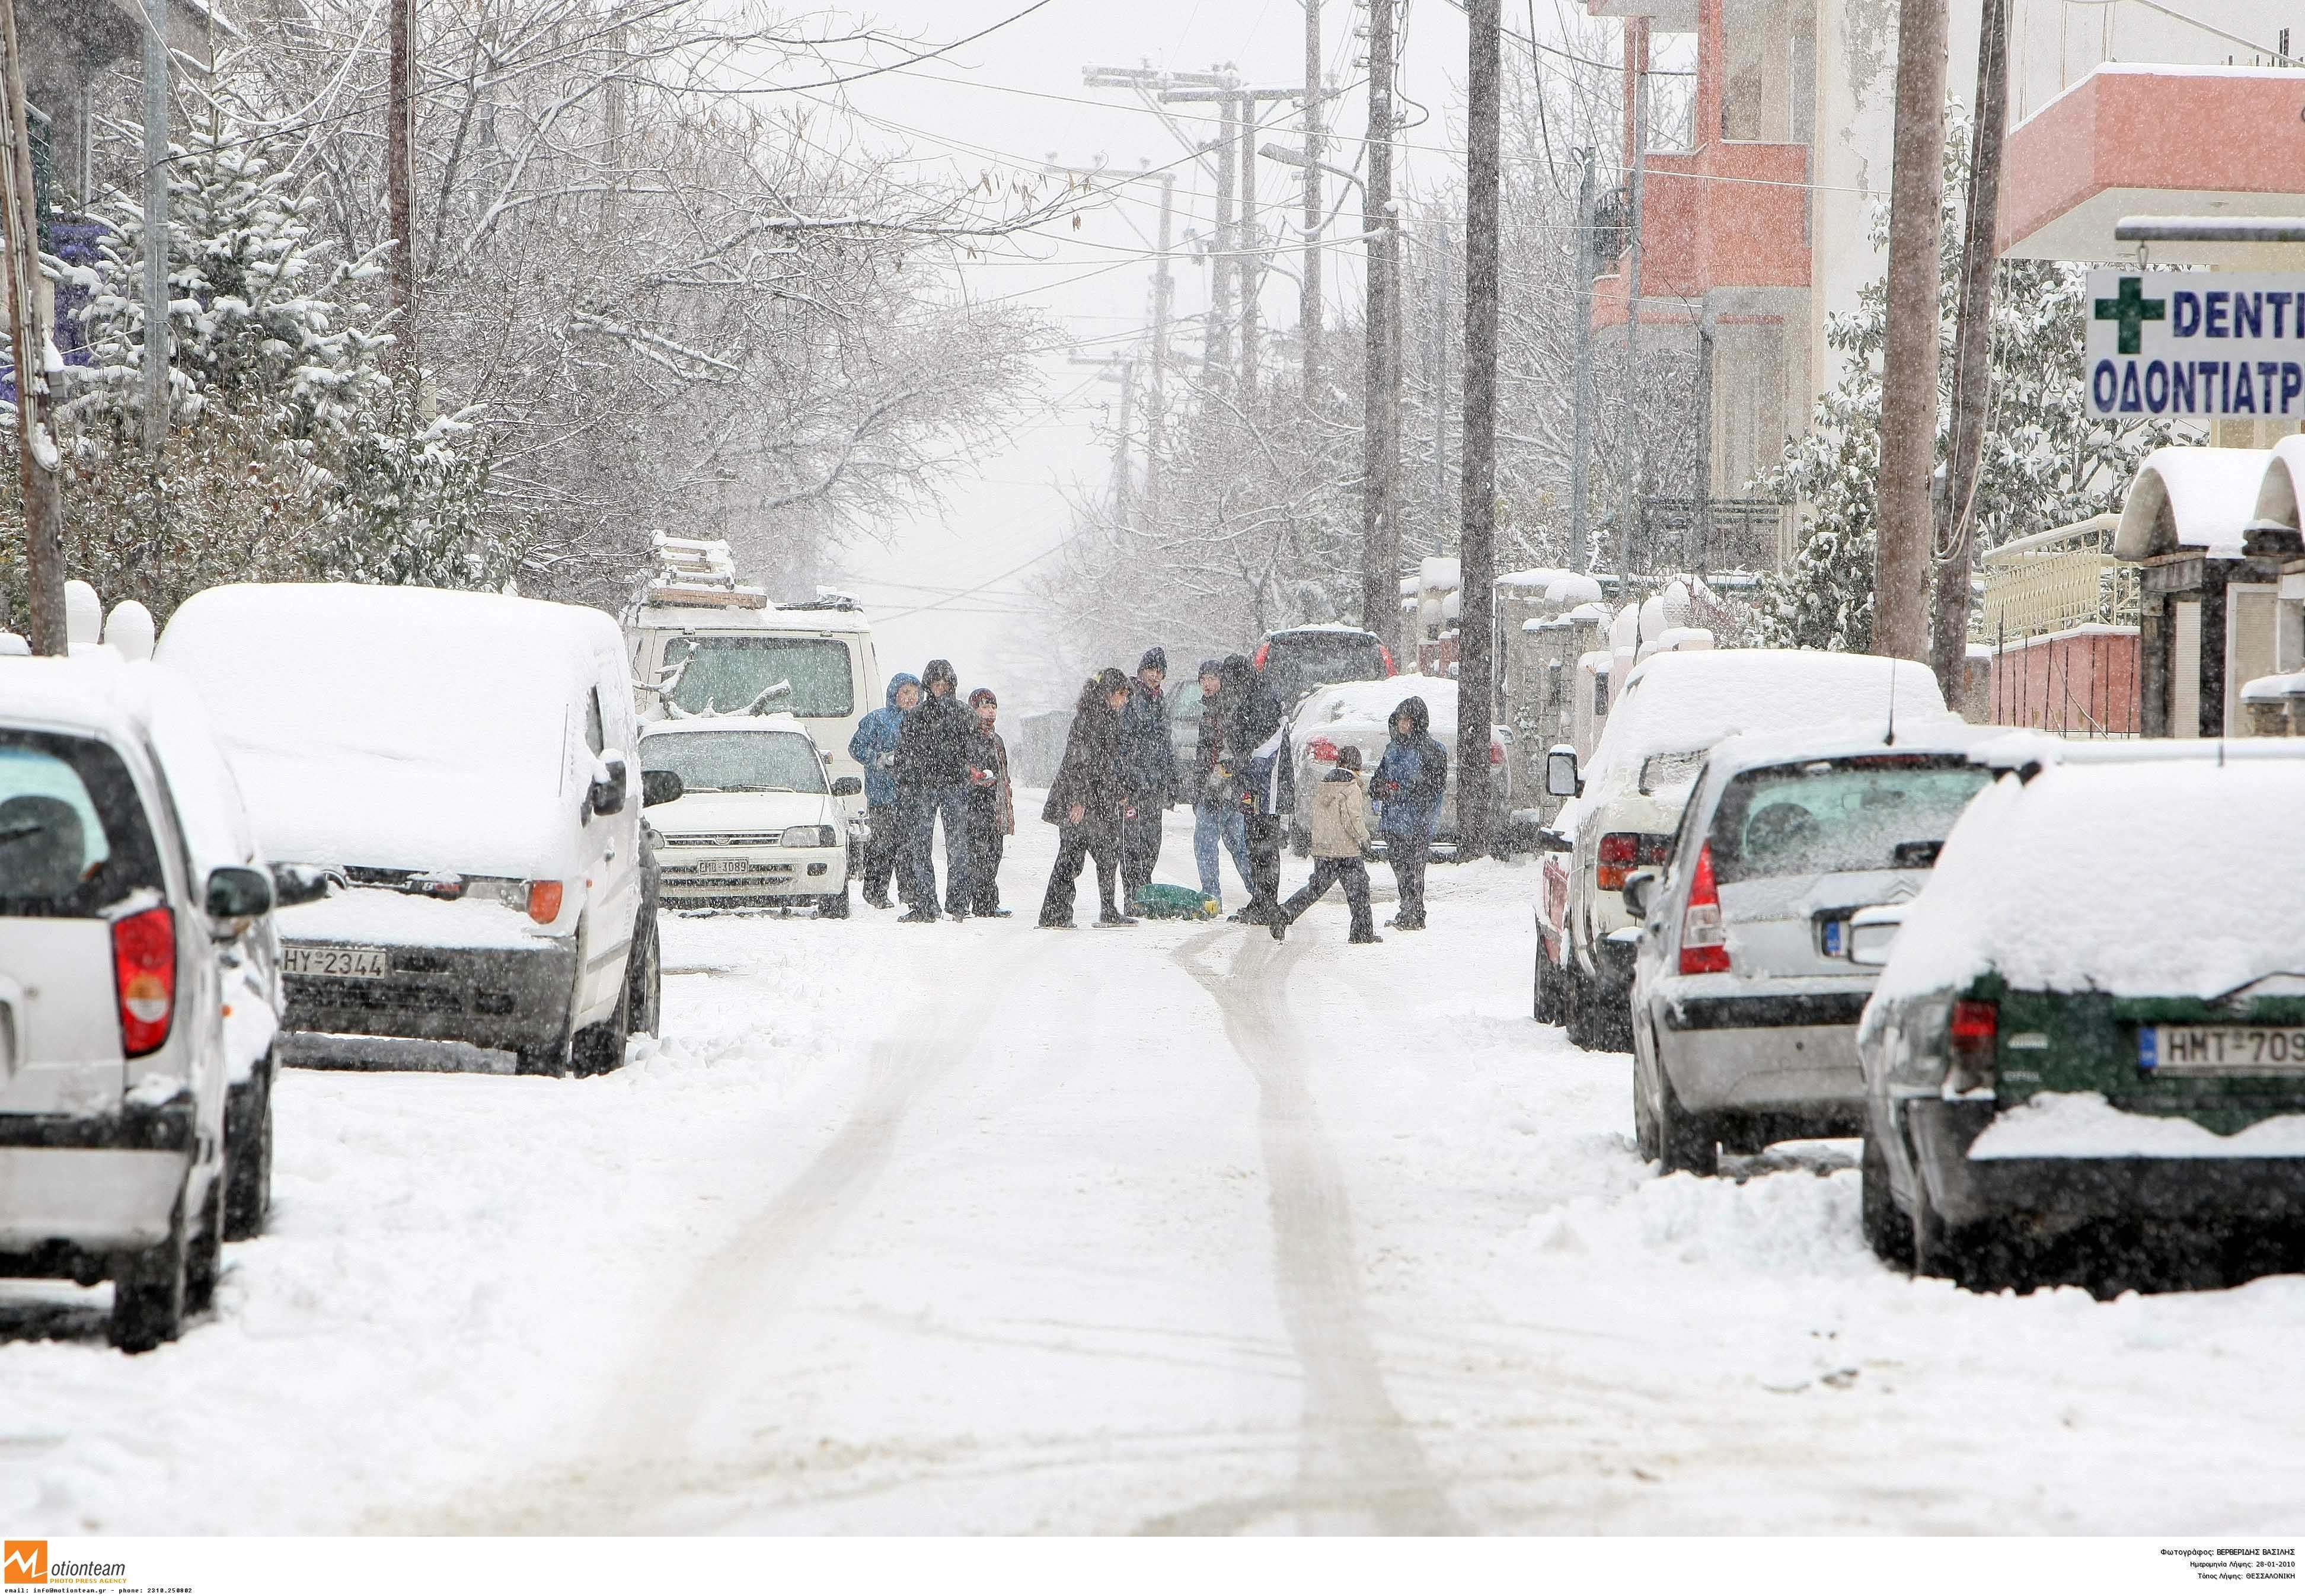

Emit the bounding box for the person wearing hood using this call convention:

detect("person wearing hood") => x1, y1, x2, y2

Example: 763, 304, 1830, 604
848, 672, 920, 909
962, 688, 1015, 917
1190, 657, 1253, 906
1219, 652, 1293, 926
1038, 668, 1134, 928
1372, 694, 1448, 930
1275, 745, 1380, 944
895, 658, 974, 923
1116, 646, 1177, 900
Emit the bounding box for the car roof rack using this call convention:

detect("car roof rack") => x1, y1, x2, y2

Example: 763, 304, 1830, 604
643, 532, 769, 610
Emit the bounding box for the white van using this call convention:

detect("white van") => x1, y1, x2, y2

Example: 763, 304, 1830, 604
624, 538, 881, 821
159, 583, 667, 1078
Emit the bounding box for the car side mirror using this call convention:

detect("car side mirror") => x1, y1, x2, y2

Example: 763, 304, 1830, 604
269, 863, 335, 908
1621, 867, 1660, 921
205, 864, 274, 924
831, 775, 863, 797
1545, 745, 1581, 799
641, 768, 684, 807
590, 749, 630, 816
1847, 905, 1907, 968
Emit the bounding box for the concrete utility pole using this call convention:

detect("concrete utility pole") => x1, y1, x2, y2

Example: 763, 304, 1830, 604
1873, 0, 1949, 665
1148, 170, 1175, 520
1615, 20, 1649, 583
1458, 0, 1502, 857
387, 0, 416, 376
1, 0, 66, 652
1237, 92, 1260, 402
1361, 0, 1401, 655
1209, 88, 1237, 388
1933, 0, 2011, 704
141, 0, 170, 452
1567, 146, 1598, 573
1433, 219, 1451, 521
1300, 0, 1324, 403
1070, 355, 1138, 525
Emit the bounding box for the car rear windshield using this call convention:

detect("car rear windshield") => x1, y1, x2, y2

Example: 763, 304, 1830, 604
1266, 633, 1387, 695
0, 732, 167, 917
640, 731, 826, 794
1707, 755, 1991, 885
663, 636, 854, 718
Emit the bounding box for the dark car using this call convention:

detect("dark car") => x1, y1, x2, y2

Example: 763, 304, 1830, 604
1254, 625, 1394, 707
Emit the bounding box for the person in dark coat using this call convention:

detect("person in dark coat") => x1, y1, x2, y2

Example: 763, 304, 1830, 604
895, 659, 973, 923
1117, 646, 1177, 901
847, 672, 920, 909
1372, 694, 1448, 930
1039, 669, 1134, 928
1190, 657, 1253, 905
1220, 653, 1293, 926
962, 688, 1015, 917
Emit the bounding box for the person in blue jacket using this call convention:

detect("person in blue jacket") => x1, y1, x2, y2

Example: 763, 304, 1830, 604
847, 672, 919, 909
1372, 695, 1448, 930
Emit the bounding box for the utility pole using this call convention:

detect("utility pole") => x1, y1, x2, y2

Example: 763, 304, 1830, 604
1361, 0, 1401, 655
1209, 89, 1237, 388
1933, 0, 2011, 706
1567, 146, 1598, 573
1693, 315, 1715, 575
1148, 170, 1175, 522
1237, 91, 1260, 403
1301, 0, 1324, 403
1070, 355, 1138, 525
387, 0, 416, 379
141, 0, 169, 452
1457, 0, 1502, 857
1434, 218, 1451, 521
1873, 0, 1949, 665
1615, 20, 1649, 583
1, 0, 65, 652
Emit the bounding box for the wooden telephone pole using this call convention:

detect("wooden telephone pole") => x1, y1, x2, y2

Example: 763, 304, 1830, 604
1360, 0, 1401, 656
1300, 0, 1324, 402
1456, 0, 1502, 856
0, 0, 66, 652
387, 0, 416, 376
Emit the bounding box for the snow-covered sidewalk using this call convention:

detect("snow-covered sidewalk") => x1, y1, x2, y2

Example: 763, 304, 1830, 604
4, 805, 2303, 1534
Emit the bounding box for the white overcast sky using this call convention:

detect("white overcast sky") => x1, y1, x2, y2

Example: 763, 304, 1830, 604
775, 0, 1492, 709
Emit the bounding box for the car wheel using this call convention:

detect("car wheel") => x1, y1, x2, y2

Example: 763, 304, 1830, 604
1633, 1034, 1661, 1163
184, 1176, 224, 1315
572, 962, 633, 1079
1563, 950, 1605, 1051
1656, 1062, 1717, 1177
625, 914, 662, 1038
110, 1193, 190, 1353
223, 1066, 273, 1242
1860, 1131, 1914, 1268
821, 886, 853, 920
1533, 939, 1565, 1025
515, 1030, 573, 1078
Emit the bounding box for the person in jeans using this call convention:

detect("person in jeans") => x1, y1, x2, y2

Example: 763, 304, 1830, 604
847, 673, 920, 909
1372, 694, 1448, 930
1219, 653, 1292, 928
1276, 745, 1380, 944
1189, 657, 1253, 906
1038, 669, 1133, 928
1117, 647, 1177, 902
962, 687, 1015, 917
895, 659, 973, 923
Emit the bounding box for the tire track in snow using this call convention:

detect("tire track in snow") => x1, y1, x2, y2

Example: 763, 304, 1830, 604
427, 936, 1042, 1533
1157, 929, 1464, 1536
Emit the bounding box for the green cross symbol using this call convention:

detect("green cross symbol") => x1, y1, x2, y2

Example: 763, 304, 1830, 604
2093, 276, 2166, 355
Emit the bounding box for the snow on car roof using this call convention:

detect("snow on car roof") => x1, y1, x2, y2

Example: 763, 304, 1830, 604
1697, 716, 1987, 780
641, 712, 815, 742
1874, 759, 2305, 1003
1292, 675, 1455, 730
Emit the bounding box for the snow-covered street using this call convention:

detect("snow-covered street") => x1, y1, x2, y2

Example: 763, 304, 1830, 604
5, 804, 2304, 1536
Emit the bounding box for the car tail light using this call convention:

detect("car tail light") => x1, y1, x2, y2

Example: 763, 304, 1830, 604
1948, 1000, 1998, 1096
112, 906, 176, 1057
1678, 842, 1729, 975
1252, 643, 1269, 671
1308, 735, 1340, 763
1595, 831, 1669, 890
526, 880, 564, 924
1379, 644, 1396, 676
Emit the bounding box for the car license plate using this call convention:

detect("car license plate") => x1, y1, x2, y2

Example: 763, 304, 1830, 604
701, 858, 752, 874
283, 944, 392, 979
2141, 1024, 2305, 1074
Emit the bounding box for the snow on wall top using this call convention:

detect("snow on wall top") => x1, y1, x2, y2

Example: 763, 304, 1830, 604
1873, 759, 2305, 1003
2253, 436, 2305, 533
2115, 446, 2273, 560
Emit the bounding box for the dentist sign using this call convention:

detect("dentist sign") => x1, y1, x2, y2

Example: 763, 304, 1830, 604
2086, 270, 2305, 419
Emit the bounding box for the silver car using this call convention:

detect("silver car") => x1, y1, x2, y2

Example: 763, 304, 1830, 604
1621, 723, 1993, 1174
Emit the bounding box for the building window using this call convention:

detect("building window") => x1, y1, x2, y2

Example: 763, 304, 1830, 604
1722, 0, 1816, 143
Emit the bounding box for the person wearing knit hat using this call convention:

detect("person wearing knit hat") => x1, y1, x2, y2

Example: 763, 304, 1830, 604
893, 658, 975, 921
960, 688, 1014, 916
1116, 646, 1177, 902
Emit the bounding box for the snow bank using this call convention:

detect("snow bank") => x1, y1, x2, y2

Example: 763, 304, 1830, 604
1971, 1092, 2305, 1160
1875, 761, 2305, 1002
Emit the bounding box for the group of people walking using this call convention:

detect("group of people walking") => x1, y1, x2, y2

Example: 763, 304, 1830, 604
847, 659, 1016, 923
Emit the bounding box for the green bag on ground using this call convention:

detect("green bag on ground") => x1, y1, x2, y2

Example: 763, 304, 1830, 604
1131, 883, 1221, 920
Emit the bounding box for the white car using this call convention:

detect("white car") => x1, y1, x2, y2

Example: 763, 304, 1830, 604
1285, 676, 1509, 854
1537, 649, 1950, 1051
0, 656, 318, 1351
638, 716, 863, 915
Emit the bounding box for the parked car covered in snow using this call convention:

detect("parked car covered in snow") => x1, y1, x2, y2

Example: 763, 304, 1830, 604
1253, 623, 1395, 708
158, 583, 666, 1079
1285, 676, 1508, 856
638, 714, 863, 915
1537, 649, 1948, 1051
1854, 745, 2305, 1287
1621, 722, 1991, 1175
0, 656, 317, 1349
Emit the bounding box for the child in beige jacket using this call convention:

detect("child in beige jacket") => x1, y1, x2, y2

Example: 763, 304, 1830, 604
1273, 746, 1380, 944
